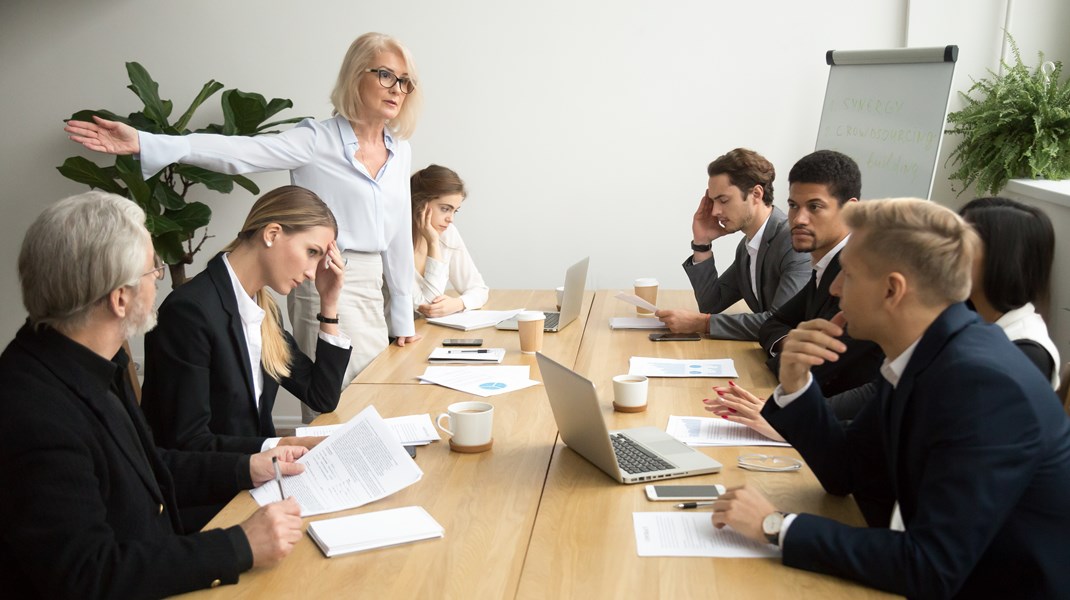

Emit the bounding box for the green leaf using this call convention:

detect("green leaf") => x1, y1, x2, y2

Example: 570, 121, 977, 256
173, 164, 234, 193
67, 109, 127, 124
166, 201, 212, 232
232, 174, 260, 195
152, 182, 186, 210
125, 62, 172, 127
153, 231, 187, 264
220, 89, 268, 135
174, 80, 225, 132
145, 211, 183, 236
262, 98, 294, 121
56, 156, 127, 195
115, 155, 151, 205
255, 116, 307, 133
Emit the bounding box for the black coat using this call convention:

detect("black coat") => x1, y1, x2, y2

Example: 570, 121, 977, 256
143, 254, 350, 453
0, 323, 253, 599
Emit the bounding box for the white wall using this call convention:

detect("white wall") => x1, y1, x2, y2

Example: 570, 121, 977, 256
1, 0, 1064, 421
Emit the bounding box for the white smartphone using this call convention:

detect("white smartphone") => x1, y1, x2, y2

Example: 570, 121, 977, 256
645, 484, 726, 501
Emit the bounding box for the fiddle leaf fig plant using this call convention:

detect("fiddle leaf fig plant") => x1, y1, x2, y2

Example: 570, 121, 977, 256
58, 62, 307, 286
945, 34, 1070, 195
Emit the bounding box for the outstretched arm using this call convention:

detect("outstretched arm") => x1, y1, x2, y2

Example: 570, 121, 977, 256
64, 116, 140, 155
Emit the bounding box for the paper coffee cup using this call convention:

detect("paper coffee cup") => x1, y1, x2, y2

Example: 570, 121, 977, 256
612, 375, 649, 413
633, 278, 659, 315
517, 311, 545, 354
555, 286, 565, 311
436, 401, 494, 452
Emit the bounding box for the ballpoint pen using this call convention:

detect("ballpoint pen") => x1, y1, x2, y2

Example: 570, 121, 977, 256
273, 456, 285, 501
675, 501, 716, 509
446, 349, 489, 353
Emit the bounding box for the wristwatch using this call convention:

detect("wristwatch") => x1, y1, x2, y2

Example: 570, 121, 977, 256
762, 511, 788, 545
316, 313, 340, 324
691, 240, 713, 252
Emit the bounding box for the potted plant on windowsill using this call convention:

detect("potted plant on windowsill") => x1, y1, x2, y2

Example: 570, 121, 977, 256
58, 62, 307, 287
945, 34, 1070, 196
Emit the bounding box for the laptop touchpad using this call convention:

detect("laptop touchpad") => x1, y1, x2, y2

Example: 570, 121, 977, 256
646, 439, 692, 456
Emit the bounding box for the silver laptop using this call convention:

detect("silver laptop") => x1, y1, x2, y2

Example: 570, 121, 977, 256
536, 352, 722, 484
496, 257, 589, 332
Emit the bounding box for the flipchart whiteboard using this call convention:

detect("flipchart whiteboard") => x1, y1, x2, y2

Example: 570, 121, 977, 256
815, 46, 958, 200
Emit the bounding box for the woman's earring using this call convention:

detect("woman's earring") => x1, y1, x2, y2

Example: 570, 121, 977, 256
266, 240, 273, 248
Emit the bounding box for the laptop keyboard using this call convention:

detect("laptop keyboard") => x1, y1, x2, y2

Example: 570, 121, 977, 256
611, 434, 674, 474
544, 312, 560, 329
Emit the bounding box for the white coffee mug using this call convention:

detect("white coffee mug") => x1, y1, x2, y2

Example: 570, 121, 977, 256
612, 374, 649, 412
555, 286, 566, 311
436, 401, 494, 451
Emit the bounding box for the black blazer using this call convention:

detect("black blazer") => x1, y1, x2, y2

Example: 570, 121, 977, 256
683, 207, 811, 341
0, 323, 254, 599
142, 254, 351, 454
763, 304, 1070, 598
758, 250, 883, 398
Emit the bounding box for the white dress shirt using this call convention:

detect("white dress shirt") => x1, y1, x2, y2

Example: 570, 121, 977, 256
815, 234, 850, 288
138, 116, 417, 336
414, 224, 489, 313
746, 216, 770, 301
221, 254, 351, 451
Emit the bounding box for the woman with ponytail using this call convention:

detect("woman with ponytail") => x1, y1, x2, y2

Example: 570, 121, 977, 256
142, 185, 351, 454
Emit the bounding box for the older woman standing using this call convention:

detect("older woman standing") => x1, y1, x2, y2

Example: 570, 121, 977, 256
66, 33, 424, 414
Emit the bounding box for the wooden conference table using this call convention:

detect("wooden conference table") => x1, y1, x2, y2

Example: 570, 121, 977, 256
181, 290, 895, 599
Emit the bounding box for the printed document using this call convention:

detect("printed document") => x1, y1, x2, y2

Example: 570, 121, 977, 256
251, 405, 423, 517
297, 414, 442, 446
666, 415, 790, 447
614, 292, 658, 312
418, 365, 539, 397
633, 512, 780, 558
629, 357, 738, 378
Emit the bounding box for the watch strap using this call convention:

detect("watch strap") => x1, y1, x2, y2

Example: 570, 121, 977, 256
316, 313, 340, 324
691, 241, 713, 253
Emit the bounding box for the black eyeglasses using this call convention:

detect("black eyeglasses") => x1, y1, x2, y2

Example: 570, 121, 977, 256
142, 254, 166, 281
365, 68, 416, 94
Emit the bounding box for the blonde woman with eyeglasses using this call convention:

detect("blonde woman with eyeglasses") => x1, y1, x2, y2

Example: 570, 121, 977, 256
65, 33, 424, 421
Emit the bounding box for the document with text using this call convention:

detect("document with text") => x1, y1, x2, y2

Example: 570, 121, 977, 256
418, 365, 539, 397
666, 415, 790, 447
633, 512, 781, 558
296, 414, 442, 446
251, 405, 423, 517
629, 357, 738, 378
426, 309, 524, 331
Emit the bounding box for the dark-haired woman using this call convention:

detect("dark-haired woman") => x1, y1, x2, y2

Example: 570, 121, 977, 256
410, 165, 488, 318
960, 197, 1060, 389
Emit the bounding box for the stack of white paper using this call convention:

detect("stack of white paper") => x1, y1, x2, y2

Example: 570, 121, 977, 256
297, 414, 442, 446
418, 365, 540, 397
629, 357, 739, 378
427, 347, 506, 364
251, 406, 423, 517
308, 506, 444, 557
665, 415, 790, 447
426, 309, 524, 331
609, 317, 668, 330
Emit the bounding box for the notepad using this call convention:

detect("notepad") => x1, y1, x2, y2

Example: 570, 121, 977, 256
426, 309, 524, 331
308, 506, 444, 558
